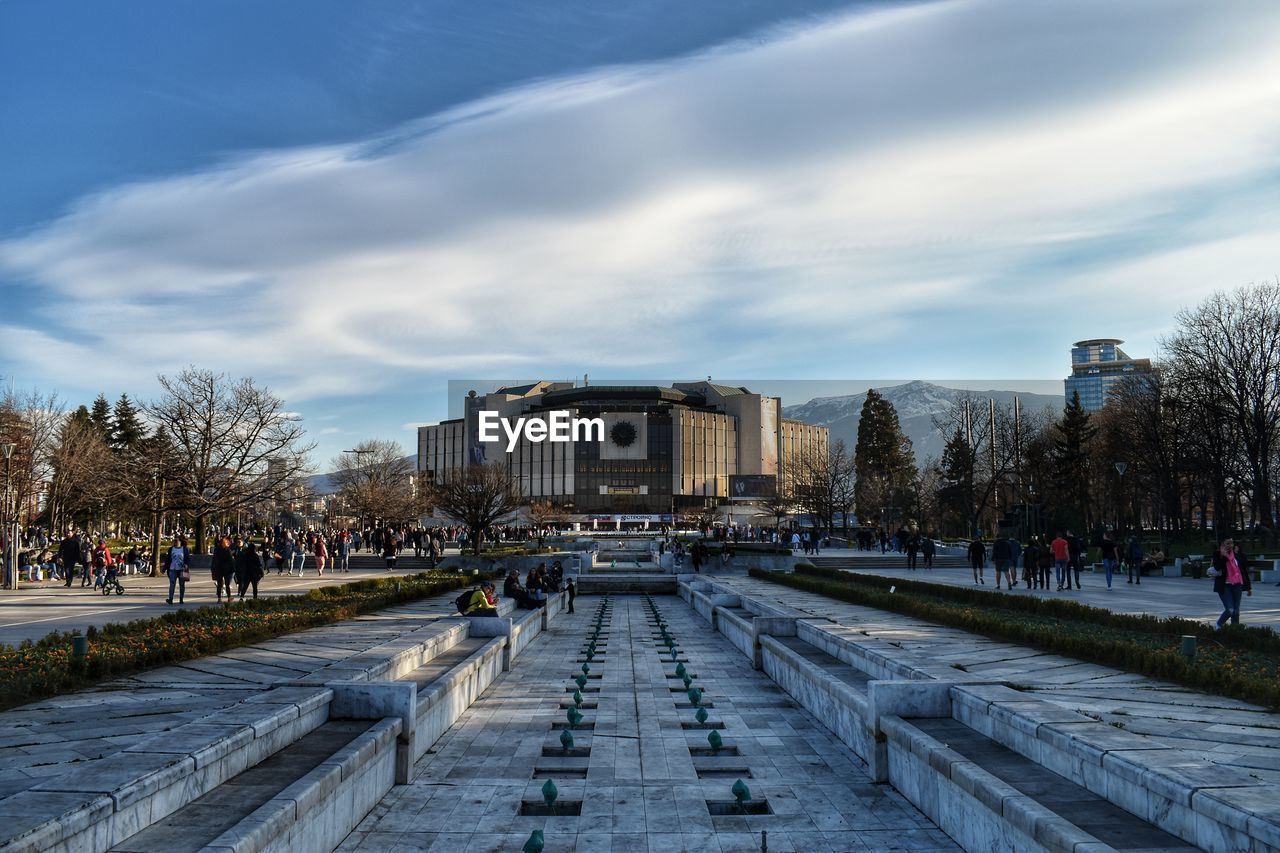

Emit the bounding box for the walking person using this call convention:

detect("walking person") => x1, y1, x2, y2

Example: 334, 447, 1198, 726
313, 534, 327, 576
234, 540, 264, 600
336, 532, 351, 573
991, 536, 1013, 590
968, 536, 986, 585
1065, 529, 1083, 590
1211, 538, 1252, 629
921, 535, 935, 569
1050, 531, 1070, 591
906, 534, 919, 570
59, 530, 80, 588
1100, 530, 1118, 590
165, 535, 190, 605
382, 532, 398, 571
1126, 536, 1144, 585
1021, 538, 1040, 589
211, 535, 235, 602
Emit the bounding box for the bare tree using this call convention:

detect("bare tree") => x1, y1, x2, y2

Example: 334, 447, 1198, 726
1164, 283, 1280, 541
526, 500, 568, 543
0, 388, 64, 529
329, 439, 423, 527
791, 440, 857, 534
430, 461, 521, 554
147, 368, 314, 553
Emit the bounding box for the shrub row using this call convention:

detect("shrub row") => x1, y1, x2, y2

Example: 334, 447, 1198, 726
751, 568, 1280, 709
0, 572, 478, 712
793, 563, 1280, 655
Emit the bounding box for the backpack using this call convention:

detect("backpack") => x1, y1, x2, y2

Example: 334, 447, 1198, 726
455, 588, 474, 615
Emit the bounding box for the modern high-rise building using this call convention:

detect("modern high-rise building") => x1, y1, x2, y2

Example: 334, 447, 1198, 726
1064, 339, 1153, 411
418, 380, 827, 521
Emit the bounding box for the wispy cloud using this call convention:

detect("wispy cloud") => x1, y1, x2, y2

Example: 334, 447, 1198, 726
2, 0, 1279, 407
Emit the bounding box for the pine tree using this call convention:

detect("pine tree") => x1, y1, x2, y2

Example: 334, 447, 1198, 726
938, 427, 977, 535
89, 393, 111, 440
1051, 390, 1097, 533
69, 404, 93, 429
110, 393, 146, 450
854, 389, 916, 526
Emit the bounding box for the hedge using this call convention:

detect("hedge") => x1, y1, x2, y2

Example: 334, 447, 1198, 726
751, 567, 1280, 709
0, 571, 482, 712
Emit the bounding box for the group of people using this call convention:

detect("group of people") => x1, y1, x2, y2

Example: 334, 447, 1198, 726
967, 530, 1158, 592
501, 561, 570, 610
465, 561, 577, 616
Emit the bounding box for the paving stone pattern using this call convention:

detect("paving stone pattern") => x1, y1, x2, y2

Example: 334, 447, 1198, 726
0, 592, 468, 801
338, 595, 957, 852
713, 575, 1280, 786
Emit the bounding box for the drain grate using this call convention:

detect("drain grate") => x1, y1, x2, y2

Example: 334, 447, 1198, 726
533, 766, 588, 779
540, 746, 591, 758
695, 767, 752, 779
706, 799, 772, 816
519, 801, 584, 816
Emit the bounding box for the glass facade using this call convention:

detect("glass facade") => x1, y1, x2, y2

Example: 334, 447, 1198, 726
1065, 339, 1152, 412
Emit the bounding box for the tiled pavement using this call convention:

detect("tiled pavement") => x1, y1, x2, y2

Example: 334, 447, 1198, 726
709, 574, 1280, 787
0, 592, 468, 800
338, 595, 957, 852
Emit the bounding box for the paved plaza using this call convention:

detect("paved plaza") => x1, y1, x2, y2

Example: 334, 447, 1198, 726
709, 573, 1280, 786
339, 594, 955, 852
0, 553, 451, 647
815, 551, 1280, 628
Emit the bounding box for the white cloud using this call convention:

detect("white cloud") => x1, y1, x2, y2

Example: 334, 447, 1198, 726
3, 0, 1280, 401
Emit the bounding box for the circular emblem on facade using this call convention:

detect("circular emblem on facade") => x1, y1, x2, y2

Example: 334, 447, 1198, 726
610, 420, 637, 447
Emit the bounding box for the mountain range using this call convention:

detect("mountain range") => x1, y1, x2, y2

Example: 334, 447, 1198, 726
782, 380, 1063, 462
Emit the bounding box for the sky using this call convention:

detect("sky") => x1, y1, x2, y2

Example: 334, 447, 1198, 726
2, 0, 1279, 467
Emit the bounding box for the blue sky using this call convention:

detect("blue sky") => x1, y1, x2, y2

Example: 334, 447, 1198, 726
2, 0, 1279, 467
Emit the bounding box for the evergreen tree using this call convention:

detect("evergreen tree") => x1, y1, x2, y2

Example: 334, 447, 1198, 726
853, 389, 916, 526
89, 393, 111, 440
1051, 390, 1097, 533
110, 393, 147, 450
937, 427, 977, 536
69, 404, 93, 429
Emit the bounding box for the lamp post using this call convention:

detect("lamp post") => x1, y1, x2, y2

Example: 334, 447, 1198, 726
149, 466, 165, 577
1114, 461, 1128, 532
2, 443, 14, 590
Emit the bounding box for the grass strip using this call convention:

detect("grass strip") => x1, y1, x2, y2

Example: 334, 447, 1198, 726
751, 566, 1280, 709
0, 571, 483, 711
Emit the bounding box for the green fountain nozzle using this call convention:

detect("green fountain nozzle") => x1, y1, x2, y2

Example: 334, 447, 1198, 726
575, 674, 587, 689
675, 662, 687, 678
708, 730, 723, 754
581, 662, 591, 675
682, 674, 693, 689
560, 729, 574, 751
670, 648, 680, 662
523, 829, 545, 853
731, 779, 751, 805
542, 779, 559, 806
572, 689, 583, 706
695, 707, 709, 724
687, 687, 702, 706
567, 706, 583, 729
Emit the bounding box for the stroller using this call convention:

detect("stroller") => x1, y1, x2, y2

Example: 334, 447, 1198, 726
98, 563, 125, 596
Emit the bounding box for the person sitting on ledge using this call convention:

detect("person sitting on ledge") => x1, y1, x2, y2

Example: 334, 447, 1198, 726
504, 568, 544, 609
464, 580, 499, 616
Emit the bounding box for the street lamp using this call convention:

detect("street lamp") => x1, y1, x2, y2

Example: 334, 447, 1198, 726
1114, 461, 1128, 532
2, 443, 14, 590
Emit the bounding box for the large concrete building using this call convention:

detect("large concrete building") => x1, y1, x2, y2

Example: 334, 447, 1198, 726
418, 381, 827, 521
1064, 338, 1154, 412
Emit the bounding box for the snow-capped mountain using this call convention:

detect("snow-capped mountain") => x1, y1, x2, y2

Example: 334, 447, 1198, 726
783, 381, 1063, 463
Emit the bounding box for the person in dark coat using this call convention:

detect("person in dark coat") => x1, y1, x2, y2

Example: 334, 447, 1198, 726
968, 537, 986, 585
211, 536, 235, 602
234, 541, 265, 600
58, 531, 81, 589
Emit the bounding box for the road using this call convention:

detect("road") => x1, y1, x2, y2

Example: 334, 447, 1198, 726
0, 553, 459, 647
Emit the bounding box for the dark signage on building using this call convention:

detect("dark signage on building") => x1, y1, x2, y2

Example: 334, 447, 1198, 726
729, 474, 777, 499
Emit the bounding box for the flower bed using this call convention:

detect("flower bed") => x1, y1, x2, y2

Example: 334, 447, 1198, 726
0, 572, 474, 711
751, 566, 1280, 709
